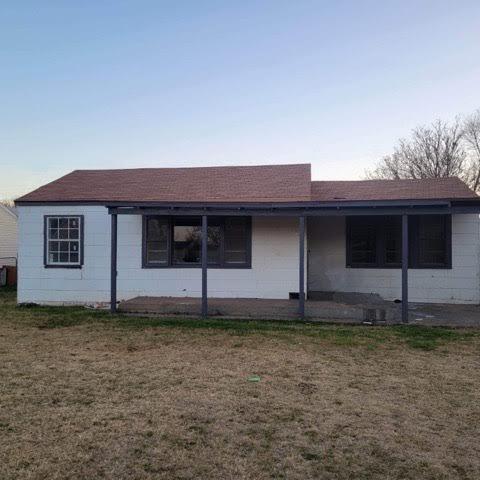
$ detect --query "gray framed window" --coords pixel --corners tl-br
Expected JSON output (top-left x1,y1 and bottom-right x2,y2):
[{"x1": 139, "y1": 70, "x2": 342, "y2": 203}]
[
  {"x1": 44, "y1": 215, "x2": 84, "y2": 268},
  {"x1": 346, "y1": 215, "x2": 451, "y2": 269},
  {"x1": 409, "y1": 215, "x2": 452, "y2": 269},
  {"x1": 143, "y1": 216, "x2": 251, "y2": 268}
]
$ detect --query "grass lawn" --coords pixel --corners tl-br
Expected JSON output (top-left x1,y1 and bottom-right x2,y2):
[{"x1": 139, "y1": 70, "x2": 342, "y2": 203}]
[{"x1": 1, "y1": 288, "x2": 480, "y2": 479}]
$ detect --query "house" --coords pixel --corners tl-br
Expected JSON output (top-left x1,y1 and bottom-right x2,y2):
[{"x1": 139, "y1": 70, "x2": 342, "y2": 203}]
[
  {"x1": 14, "y1": 164, "x2": 480, "y2": 322},
  {"x1": 0, "y1": 203, "x2": 17, "y2": 267}
]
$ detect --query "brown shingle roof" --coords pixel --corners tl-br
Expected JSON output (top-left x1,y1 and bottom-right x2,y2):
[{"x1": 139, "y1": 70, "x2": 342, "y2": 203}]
[
  {"x1": 16, "y1": 164, "x2": 478, "y2": 204},
  {"x1": 17, "y1": 164, "x2": 312, "y2": 203},
  {"x1": 311, "y1": 178, "x2": 477, "y2": 202}
]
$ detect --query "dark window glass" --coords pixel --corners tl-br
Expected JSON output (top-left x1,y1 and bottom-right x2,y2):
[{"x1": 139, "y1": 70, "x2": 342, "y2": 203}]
[
  {"x1": 384, "y1": 218, "x2": 402, "y2": 265},
  {"x1": 347, "y1": 215, "x2": 450, "y2": 269},
  {"x1": 145, "y1": 217, "x2": 169, "y2": 265},
  {"x1": 349, "y1": 219, "x2": 377, "y2": 265},
  {"x1": 417, "y1": 216, "x2": 448, "y2": 266},
  {"x1": 224, "y1": 218, "x2": 249, "y2": 264},
  {"x1": 173, "y1": 221, "x2": 201, "y2": 264},
  {"x1": 207, "y1": 225, "x2": 221, "y2": 264},
  {"x1": 143, "y1": 216, "x2": 251, "y2": 268}
]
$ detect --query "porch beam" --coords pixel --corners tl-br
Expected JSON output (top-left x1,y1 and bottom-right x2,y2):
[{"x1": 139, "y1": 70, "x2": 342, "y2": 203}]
[
  {"x1": 299, "y1": 216, "x2": 305, "y2": 319},
  {"x1": 110, "y1": 212, "x2": 118, "y2": 313},
  {"x1": 108, "y1": 206, "x2": 456, "y2": 217},
  {"x1": 201, "y1": 215, "x2": 208, "y2": 318},
  {"x1": 401, "y1": 214, "x2": 408, "y2": 323}
]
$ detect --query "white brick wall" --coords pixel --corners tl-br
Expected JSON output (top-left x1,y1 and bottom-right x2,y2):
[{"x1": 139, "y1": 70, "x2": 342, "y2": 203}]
[
  {"x1": 17, "y1": 206, "x2": 304, "y2": 304},
  {"x1": 308, "y1": 215, "x2": 480, "y2": 304}
]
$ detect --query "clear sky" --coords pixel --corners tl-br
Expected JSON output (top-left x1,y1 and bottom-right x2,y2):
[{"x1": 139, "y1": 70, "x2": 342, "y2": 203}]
[{"x1": 1, "y1": 0, "x2": 479, "y2": 199}]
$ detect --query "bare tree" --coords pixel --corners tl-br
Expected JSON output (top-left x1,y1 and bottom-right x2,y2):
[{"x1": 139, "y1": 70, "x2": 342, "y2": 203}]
[
  {"x1": 366, "y1": 119, "x2": 469, "y2": 185},
  {"x1": 463, "y1": 109, "x2": 480, "y2": 193}
]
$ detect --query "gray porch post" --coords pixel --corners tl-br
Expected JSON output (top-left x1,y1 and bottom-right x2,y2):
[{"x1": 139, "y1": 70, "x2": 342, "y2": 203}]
[
  {"x1": 401, "y1": 214, "x2": 409, "y2": 323},
  {"x1": 299, "y1": 216, "x2": 305, "y2": 318},
  {"x1": 110, "y1": 212, "x2": 118, "y2": 313},
  {"x1": 201, "y1": 215, "x2": 208, "y2": 317}
]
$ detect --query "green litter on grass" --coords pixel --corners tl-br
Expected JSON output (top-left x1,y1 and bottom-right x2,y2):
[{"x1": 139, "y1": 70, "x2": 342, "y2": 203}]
[{"x1": 247, "y1": 375, "x2": 261, "y2": 382}]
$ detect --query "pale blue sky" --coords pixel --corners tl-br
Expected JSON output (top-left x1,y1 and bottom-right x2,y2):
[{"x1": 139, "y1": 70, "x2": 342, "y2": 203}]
[{"x1": 1, "y1": 1, "x2": 479, "y2": 199}]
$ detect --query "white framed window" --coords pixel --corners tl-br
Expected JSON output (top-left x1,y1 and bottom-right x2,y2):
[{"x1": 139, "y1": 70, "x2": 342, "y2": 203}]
[{"x1": 44, "y1": 215, "x2": 83, "y2": 268}]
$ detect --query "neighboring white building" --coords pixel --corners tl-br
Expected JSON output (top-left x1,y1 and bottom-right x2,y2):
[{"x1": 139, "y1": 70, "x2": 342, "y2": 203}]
[
  {"x1": 14, "y1": 164, "x2": 480, "y2": 316},
  {"x1": 0, "y1": 204, "x2": 17, "y2": 267}
]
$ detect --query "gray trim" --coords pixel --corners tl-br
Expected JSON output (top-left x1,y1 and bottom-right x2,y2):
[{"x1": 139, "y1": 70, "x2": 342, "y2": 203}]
[
  {"x1": 109, "y1": 205, "x2": 480, "y2": 217},
  {"x1": 402, "y1": 214, "x2": 408, "y2": 323},
  {"x1": 43, "y1": 215, "x2": 84, "y2": 268},
  {"x1": 202, "y1": 215, "x2": 208, "y2": 317},
  {"x1": 16, "y1": 198, "x2": 480, "y2": 215},
  {"x1": 110, "y1": 213, "x2": 117, "y2": 313},
  {"x1": 298, "y1": 216, "x2": 305, "y2": 318}
]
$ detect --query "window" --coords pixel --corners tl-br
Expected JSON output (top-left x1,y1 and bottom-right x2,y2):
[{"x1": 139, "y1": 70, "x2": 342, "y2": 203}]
[
  {"x1": 349, "y1": 222, "x2": 377, "y2": 265},
  {"x1": 410, "y1": 215, "x2": 451, "y2": 268},
  {"x1": 44, "y1": 216, "x2": 83, "y2": 268},
  {"x1": 143, "y1": 216, "x2": 251, "y2": 268},
  {"x1": 224, "y1": 218, "x2": 249, "y2": 265},
  {"x1": 145, "y1": 217, "x2": 169, "y2": 265},
  {"x1": 346, "y1": 215, "x2": 451, "y2": 269}
]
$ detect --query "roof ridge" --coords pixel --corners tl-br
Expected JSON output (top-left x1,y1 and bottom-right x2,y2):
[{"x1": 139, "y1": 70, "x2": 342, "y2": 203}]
[
  {"x1": 72, "y1": 163, "x2": 311, "y2": 173},
  {"x1": 312, "y1": 177, "x2": 465, "y2": 183}
]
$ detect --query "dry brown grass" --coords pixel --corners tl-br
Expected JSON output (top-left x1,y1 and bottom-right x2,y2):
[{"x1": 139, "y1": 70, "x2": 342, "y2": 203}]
[{"x1": 1, "y1": 289, "x2": 480, "y2": 479}]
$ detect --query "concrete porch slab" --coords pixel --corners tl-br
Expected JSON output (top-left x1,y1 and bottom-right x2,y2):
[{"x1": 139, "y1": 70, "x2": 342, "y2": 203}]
[
  {"x1": 408, "y1": 303, "x2": 480, "y2": 327},
  {"x1": 118, "y1": 296, "x2": 401, "y2": 324}
]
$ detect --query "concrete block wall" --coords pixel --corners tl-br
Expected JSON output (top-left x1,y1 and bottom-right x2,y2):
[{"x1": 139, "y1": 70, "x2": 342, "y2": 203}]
[
  {"x1": 307, "y1": 215, "x2": 480, "y2": 304},
  {"x1": 17, "y1": 206, "x2": 304, "y2": 304}
]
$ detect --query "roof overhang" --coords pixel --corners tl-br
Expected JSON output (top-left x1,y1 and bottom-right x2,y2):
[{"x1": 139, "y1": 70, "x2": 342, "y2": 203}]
[
  {"x1": 105, "y1": 198, "x2": 480, "y2": 217},
  {"x1": 15, "y1": 198, "x2": 480, "y2": 215}
]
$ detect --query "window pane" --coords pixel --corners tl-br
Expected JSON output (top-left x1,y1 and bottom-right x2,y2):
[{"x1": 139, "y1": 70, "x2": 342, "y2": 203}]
[
  {"x1": 145, "y1": 217, "x2": 169, "y2": 264},
  {"x1": 173, "y1": 223, "x2": 201, "y2": 264},
  {"x1": 224, "y1": 218, "x2": 248, "y2": 265},
  {"x1": 70, "y1": 228, "x2": 79, "y2": 239},
  {"x1": 70, "y1": 241, "x2": 79, "y2": 253},
  {"x1": 49, "y1": 252, "x2": 59, "y2": 263},
  {"x1": 146, "y1": 241, "x2": 168, "y2": 264},
  {"x1": 49, "y1": 228, "x2": 59, "y2": 239},
  {"x1": 70, "y1": 253, "x2": 79, "y2": 263},
  {"x1": 69, "y1": 218, "x2": 78, "y2": 228},
  {"x1": 59, "y1": 252, "x2": 69, "y2": 263},
  {"x1": 207, "y1": 225, "x2": 221, "y2": 264},
  {"x1": 49, "y1": 241, "x2": 59, "y2": 252},
  {"x1": 49, "y1": 218, "x2": 59, "y2": 228},
  {"x1": 59, "y1": 229, "x2": 69, "y2": 239},
  {"x1": 350, "y1": 221, "x2": 377, "y2": 264},
  {"x1": 147, "y1": 217, "x2": 168, "y2": 241},
  {"x1": 59, "y1": 218, "x2": 68, "y2": 228},
  {"x1": 418, "y1": 216, "x2": 447, "y2": 265},
  {"x1": 384, "y1": 218, "x2": 401, "y2": 264}
]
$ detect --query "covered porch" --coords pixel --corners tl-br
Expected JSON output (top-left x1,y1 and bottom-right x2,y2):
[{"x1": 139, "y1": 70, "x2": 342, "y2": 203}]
[{"x1": 108, "y1": 198, "x2": 480, "y2": 324}]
